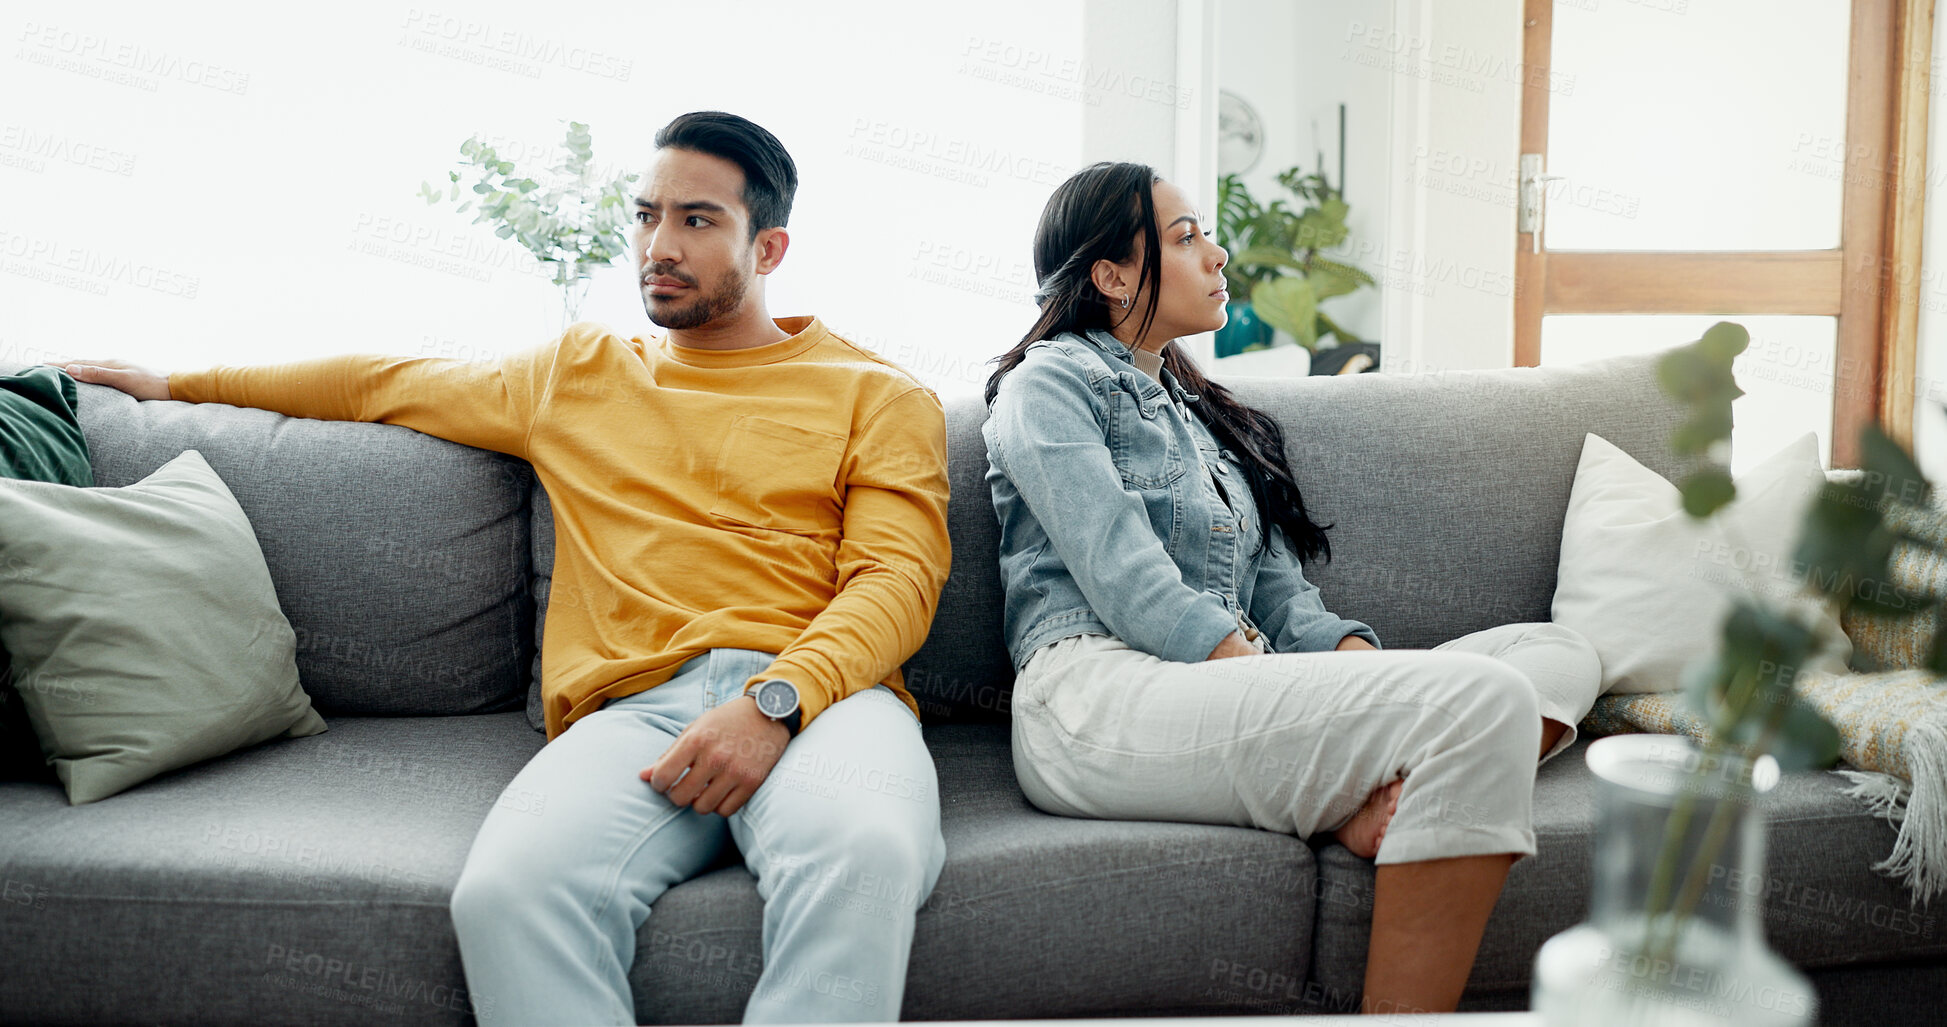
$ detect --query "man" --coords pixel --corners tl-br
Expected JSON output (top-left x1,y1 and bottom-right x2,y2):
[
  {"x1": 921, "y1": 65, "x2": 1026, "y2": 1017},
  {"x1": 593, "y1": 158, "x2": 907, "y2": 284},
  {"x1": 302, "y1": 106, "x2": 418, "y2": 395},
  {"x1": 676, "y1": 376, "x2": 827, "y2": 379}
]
[{"x1": 55, "y1": 110, "x2": 952, "y2": 1026}]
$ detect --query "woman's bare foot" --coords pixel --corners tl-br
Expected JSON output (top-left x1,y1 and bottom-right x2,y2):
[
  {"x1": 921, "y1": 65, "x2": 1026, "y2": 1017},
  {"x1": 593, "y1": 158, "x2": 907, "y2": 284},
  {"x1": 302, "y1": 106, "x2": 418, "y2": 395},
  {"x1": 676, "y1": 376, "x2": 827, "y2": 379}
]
[
  {"x1": 1334, "y1": 779, "x2": 1404, "y2": 859},
  {"x1": 1540, "y1": 717, "x2": 1570, "y2": 759}
]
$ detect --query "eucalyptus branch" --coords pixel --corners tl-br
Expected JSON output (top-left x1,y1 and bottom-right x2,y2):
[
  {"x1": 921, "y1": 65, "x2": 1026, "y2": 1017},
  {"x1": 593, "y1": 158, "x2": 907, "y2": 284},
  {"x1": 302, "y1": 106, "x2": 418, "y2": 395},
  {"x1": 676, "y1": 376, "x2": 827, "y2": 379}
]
[
  {"x1": 1629, "y1": 320, "x2": 1947, "y2": 987},
  {"x1": 419, "y1": 120, "x2": 638, "y2": 287},
  {"x1": 1653, "y1": 686, "x2": 1796, "y2": 961}
]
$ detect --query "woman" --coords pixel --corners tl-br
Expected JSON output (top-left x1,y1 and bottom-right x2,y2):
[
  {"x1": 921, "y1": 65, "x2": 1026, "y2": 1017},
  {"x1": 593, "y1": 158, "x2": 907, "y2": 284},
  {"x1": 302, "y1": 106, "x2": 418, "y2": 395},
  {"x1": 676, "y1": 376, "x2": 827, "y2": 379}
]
[{"x1": 981, "y1": 162, "x2": 1602, "y2": 1016}]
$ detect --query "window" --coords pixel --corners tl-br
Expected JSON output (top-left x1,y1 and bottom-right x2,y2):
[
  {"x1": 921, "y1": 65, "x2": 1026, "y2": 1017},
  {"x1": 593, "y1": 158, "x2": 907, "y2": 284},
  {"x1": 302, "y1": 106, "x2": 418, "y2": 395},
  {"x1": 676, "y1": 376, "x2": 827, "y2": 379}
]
[{"x1": 1515, "y1": 0, "x2": 1932, "y2": 469}]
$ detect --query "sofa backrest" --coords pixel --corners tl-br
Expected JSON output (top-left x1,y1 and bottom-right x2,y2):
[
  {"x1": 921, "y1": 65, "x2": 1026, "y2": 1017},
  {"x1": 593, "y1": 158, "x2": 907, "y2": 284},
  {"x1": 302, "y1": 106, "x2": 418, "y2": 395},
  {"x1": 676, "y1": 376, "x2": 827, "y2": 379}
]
[
  {"x1": 898, "y1": 400, "x2": 1014, "y2": 720},
  {"x1": 1224, "y1": 351, "x2": 1690, "y2": 651},
  {"x1": 0, "y1": 363, "x2": 537, "y2": 718},
  {"x1": 903, "y1": 349, "x2": 1694, "y2": 722},
  {"x1": 5, "y1": 348, "x2": 1690, "y2": 729}
]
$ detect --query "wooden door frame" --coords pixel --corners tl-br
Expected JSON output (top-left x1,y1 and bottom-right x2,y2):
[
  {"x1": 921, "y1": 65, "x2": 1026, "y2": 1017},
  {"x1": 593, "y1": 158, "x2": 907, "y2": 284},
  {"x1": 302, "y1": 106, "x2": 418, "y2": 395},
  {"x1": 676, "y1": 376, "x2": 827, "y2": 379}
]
[
  {"x1": 1513, "y1": 0, "x2": 1933, "y2": 467},
  {"x1": 1883, "y1": 0, "x2": 1936, "y2": 450}
]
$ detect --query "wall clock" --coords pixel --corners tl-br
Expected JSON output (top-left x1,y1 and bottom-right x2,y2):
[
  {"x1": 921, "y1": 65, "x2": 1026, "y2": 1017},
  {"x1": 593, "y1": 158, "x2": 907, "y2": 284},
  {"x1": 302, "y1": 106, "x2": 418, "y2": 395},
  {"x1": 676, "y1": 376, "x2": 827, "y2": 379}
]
[{"x1": 1218, "y1": 89, "x2": 1264, "y2": 176}]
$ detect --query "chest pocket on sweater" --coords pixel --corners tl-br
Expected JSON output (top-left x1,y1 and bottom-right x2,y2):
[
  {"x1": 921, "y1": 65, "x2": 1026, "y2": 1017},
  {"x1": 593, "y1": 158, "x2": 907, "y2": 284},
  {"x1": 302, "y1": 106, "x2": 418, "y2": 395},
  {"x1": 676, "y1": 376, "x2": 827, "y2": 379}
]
[{"x1": 710, "y1": 415, "x2": 847, "y2": 533}]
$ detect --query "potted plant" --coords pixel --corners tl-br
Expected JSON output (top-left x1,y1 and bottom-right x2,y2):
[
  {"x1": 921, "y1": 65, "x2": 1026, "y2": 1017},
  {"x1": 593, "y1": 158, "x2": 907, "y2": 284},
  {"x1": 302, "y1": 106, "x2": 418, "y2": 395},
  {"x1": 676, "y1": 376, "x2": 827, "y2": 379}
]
[
  {"x1": 419, "y1": 121, "x2": 638, "y2": 331},
  {"x1": 1213, "y1": 165, "x2": 1376, "y2": 371},
  {"x1": 1532, "y1": 322, "x2": 1946, "y2": 1024}
]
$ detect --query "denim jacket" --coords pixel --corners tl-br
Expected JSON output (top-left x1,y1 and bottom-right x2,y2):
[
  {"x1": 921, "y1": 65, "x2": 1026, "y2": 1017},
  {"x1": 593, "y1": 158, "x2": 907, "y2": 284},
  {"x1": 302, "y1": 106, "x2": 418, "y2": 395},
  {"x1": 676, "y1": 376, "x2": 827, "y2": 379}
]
[{"x1": 982, "y1": 328, "x2": 1380, "y2": 672}]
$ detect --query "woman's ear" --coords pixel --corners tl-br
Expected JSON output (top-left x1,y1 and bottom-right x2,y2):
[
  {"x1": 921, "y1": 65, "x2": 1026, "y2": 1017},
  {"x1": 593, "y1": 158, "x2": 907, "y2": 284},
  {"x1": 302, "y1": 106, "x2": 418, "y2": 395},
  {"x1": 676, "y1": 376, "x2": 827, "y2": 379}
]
[{"x1": 1089, "y1": 257, "x2": 1133, "y2": 308}]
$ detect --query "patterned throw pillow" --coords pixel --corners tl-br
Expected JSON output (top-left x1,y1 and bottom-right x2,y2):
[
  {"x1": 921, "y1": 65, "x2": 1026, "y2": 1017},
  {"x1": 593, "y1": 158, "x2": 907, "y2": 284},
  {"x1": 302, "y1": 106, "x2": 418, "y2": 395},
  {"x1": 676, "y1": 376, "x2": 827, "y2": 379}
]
[{"x1": 1841, "y1": 505, "x2": 1947, "y2": 672}]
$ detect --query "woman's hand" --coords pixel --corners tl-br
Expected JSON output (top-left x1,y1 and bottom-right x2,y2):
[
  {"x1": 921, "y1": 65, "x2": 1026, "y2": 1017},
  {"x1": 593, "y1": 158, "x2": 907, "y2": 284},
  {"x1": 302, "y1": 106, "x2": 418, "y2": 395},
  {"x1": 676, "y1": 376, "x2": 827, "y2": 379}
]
[
  {"x1": 1205, "y1": 631, "x2": 1264, "y2": 660},
  {"x1": 49, "y1": 359, "x2": 172, "y2": 401},
  {"x1": 1335, "y1": 634, "x2": 1378, "y2": 652}
]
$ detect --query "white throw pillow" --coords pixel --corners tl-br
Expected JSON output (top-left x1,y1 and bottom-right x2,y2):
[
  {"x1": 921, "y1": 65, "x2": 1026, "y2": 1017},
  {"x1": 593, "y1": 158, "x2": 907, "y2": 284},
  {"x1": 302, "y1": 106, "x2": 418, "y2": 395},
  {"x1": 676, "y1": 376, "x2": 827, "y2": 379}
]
[{"x1": 1551, "y1": 432, "x2": 1851, "y2": 695}]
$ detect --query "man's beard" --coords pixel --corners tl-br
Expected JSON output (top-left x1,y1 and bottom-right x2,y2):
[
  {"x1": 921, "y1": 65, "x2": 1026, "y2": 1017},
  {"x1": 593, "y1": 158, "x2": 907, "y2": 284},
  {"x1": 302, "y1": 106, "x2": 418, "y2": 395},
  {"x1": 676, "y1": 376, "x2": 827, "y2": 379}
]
[{"x1": 641, "y1": 263, "x2": 750, "y2": 330}]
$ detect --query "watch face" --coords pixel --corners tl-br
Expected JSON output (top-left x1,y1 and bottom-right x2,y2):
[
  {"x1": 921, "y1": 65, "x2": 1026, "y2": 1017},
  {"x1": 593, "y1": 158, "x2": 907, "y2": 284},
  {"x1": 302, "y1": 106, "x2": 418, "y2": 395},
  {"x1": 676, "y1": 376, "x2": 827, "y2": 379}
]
[{"x1": 756, "y1": 679, "x2": 797, "y2": 717}]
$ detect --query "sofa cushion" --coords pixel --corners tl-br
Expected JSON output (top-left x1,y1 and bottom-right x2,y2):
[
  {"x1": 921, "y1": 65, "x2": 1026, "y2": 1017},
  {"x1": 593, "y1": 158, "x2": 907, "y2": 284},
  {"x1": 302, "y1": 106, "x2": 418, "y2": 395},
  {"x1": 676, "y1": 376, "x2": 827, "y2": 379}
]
[
  {"x1": 0, "y1": 449, "x2": 327, "y2": 804},
  {"x1": 0, "y1": 716, "x2": 1320, "y2": 1024},
  {"x1": 631, "y1": 722, "x2": 1322, "y2": 1022},
  {"x1": 0, "y1": 711, "x2": 544, "y2": 1027},
  {"x1": 1304, "y1": 736, "x2": 1947, "y2": 1012},
  {"x1": 0, "y1": 363, "x2": 537, "y2": 718}
]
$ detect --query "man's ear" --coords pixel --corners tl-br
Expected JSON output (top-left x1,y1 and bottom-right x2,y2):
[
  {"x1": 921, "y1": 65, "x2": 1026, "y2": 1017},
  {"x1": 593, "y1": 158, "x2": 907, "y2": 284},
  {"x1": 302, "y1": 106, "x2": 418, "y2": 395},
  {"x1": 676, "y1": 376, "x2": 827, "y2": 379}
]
[
  {"x1": 753, "y1": 227, "x2": 790, "y2": 275},
  {"x1": 1090, "y1": 258, "x2": 1133, "y2": 306}
]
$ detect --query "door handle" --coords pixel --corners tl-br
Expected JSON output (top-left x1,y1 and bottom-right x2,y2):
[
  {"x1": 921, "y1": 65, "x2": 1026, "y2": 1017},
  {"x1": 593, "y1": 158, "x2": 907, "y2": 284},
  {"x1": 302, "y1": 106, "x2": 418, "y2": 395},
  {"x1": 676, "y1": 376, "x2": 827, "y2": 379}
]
[{"x1": 1520, "y1": 153, "x2": 1568, "y2": 254}]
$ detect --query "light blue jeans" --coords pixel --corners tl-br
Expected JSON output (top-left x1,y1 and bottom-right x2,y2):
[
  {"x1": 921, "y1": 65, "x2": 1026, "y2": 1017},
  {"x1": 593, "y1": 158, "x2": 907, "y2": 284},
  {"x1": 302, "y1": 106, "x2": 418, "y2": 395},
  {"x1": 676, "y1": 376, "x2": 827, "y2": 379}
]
[{"x1": 449, "y1": 649, "x2": 945, "y2": 1026}]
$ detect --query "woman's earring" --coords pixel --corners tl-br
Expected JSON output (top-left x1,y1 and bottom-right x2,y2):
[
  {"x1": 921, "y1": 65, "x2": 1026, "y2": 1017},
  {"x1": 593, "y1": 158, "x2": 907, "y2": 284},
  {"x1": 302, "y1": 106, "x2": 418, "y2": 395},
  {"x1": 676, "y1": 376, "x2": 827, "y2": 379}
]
[{"x1": 1120, "y1": 295, "x2": 1131, "y2": 309}]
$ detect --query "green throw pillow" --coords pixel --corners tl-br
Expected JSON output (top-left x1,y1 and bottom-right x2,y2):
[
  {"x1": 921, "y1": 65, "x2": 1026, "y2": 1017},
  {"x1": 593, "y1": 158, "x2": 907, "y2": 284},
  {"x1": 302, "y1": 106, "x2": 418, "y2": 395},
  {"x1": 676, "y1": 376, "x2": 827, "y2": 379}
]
[
  {"x1": 0, "y1": 448, "x2": 327, "y2": 804},
  {"x1": 1, "y1": 365, "x2": 94, "y2": 487},
  {"x1": 0, "y1": 365, "x2": 95, "y2": 782}
]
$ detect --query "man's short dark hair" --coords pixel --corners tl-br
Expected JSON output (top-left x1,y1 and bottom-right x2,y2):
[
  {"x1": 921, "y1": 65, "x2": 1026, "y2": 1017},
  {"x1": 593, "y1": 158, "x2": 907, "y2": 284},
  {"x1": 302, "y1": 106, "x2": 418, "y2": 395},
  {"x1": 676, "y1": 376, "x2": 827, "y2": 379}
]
[{"x1": 653, "y1": 111, "x2": 798, "y2": 239}]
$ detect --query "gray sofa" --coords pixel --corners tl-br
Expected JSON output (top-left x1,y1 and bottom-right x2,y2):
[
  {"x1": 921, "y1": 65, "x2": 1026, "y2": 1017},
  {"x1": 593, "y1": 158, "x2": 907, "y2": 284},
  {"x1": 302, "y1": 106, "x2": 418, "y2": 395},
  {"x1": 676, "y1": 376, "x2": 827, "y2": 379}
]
[{"x1": 1, "y1": 350, "x2": 1941, "y2": 1026}]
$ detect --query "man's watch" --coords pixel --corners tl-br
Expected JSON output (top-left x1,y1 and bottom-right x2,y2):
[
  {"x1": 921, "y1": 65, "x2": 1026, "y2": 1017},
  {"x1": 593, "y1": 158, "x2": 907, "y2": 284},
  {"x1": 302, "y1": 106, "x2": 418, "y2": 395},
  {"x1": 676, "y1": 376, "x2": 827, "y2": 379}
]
[{"x1": 749, "y1": 678, "x2": 802, "y2": 737}]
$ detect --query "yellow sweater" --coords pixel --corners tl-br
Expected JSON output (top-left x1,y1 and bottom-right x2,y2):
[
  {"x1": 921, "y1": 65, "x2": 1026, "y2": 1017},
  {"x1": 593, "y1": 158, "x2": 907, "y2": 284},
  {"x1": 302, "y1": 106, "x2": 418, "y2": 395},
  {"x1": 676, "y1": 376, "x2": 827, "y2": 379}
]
[{"x1": 168, "y1": 316, "x2": 951, "y2": 741}]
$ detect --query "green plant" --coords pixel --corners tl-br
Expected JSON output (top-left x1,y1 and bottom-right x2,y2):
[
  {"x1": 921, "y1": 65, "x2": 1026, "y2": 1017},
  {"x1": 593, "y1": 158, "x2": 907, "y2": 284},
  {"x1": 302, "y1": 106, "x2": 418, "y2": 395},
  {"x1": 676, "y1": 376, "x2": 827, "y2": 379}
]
[
  {"x1": 1643, "y1": 321, "x2": 1945, "y2": 959},
  {"x1": 1214, "y1": 166, "x2": 1374, "y2": 351},
  {"x1": 419, "y1": 121, "x2": 638, "y2": 289}
]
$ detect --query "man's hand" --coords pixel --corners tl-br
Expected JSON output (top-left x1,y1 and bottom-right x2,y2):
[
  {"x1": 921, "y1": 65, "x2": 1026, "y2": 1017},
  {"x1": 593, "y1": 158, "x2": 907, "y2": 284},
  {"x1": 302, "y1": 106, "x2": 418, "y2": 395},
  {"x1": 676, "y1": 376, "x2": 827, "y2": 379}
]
[
  {"x1": 642, "y1": 696, "x2": 790, "y2": 816},
  {"x1": 1205, "y1": 631, "x2": 1264, "y2": 661},
  {"x1": 47, "y1": 359, "x2": 171, "y2": 401},
  {"x1": 1336, "y1": 634, "x2": 1379, "y2": 652}
]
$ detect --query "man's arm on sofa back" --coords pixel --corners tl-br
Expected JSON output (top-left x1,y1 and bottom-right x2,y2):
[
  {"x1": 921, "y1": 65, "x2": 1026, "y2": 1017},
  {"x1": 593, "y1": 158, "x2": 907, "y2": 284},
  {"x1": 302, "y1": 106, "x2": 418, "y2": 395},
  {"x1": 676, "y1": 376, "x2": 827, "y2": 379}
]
[{"x1": 60, "y1": 333, "x2": 560, "y2": 460}]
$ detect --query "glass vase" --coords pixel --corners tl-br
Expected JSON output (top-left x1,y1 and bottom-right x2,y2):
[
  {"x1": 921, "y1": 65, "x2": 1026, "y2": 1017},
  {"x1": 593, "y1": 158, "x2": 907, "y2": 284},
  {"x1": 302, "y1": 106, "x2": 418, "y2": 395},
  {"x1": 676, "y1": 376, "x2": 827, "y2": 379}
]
[
  {"x1": 544, "y1": 261, "x2": 599, "y2": 334},
  {"x1": 1531, "y1": 735, "x2": 1817, "y2": 1026}
]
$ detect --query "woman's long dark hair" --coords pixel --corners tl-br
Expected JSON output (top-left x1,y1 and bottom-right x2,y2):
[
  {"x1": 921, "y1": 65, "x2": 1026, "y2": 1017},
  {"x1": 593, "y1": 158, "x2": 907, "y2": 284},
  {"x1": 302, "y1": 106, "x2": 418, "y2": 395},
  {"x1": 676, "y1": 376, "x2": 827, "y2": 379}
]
[{"x1": 984, "y1": 161, "x2": 1333, "y2": 565}]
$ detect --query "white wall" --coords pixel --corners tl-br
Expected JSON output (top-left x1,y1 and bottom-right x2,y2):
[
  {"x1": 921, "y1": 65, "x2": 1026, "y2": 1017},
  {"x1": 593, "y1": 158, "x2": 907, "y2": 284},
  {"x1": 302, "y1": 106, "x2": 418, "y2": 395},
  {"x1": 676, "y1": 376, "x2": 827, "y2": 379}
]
[
  {"x1": 1080, "y1": 0, "x2": 1190, "y2": 172},
  {"x1": 1215, "y1": 0, "x2": 1307, "y2": 202},
  {"x1": 1373, "y1": 0, "x2": 1525, "y2": 374},
  {"x1": 1071, "y1": 0, "x2": 1219, "y2": 359},
  {"x1": 0, "y1": 0, "x2": 1100, "y2": 402}
]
